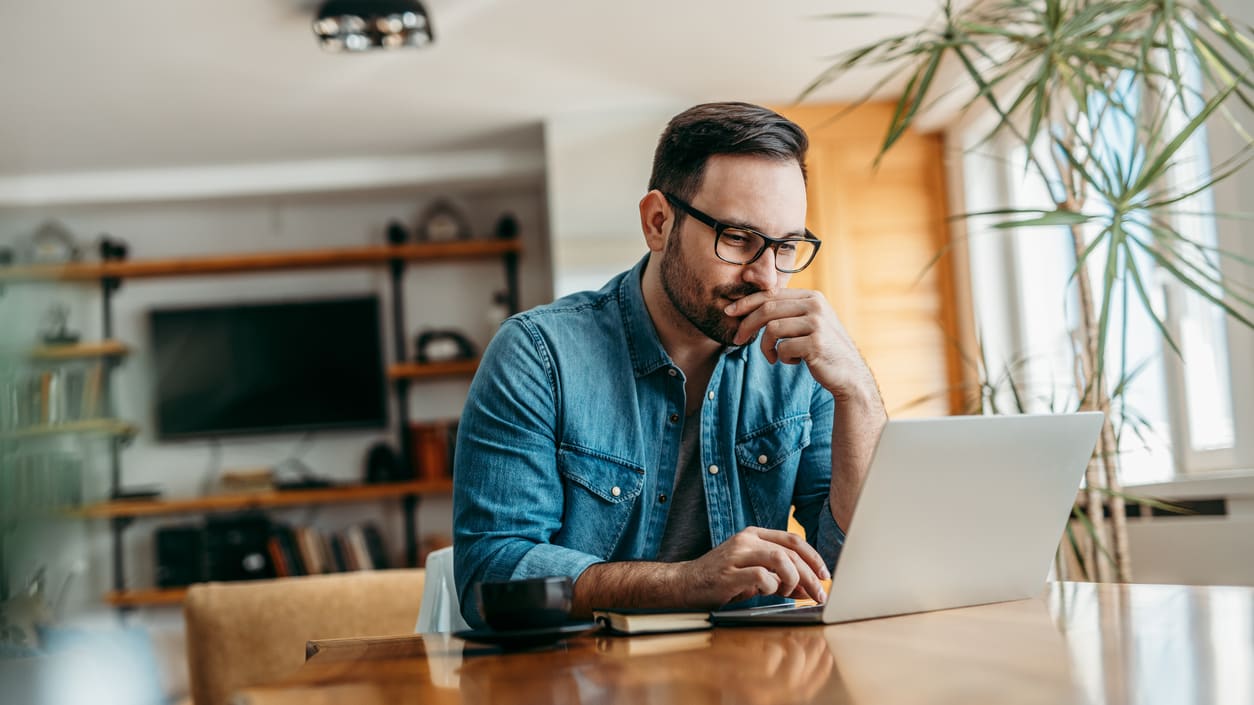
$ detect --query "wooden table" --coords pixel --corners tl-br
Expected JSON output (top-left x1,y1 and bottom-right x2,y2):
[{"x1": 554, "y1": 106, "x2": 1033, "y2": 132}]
[{"x1": 235, "y1": 582, "x2": 1254, "y2": 705}]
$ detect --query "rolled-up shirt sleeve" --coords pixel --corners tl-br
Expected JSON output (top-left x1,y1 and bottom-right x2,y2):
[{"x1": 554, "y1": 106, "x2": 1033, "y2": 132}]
[{"x1": 452, "y1": 318, "x2": 602, "y2": 628}]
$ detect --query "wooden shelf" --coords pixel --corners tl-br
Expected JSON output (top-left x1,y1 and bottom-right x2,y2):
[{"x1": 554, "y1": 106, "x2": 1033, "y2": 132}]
[
  {"x1": 9, "y1": 237, "x2": 517, "y2": 612},
  {"x1": 29, "y1": 340, "x2": 130, "y2": 360},
  {"x1": 79, "y1": 479, "x2": 453, "y2": 519},
  {"x1": 388, "y1": 359, "x2": 480, "y2": 380},
  {"x1": 105, "y1": 587, "x2": 188, "y2": 608},
  {"x1": 0, "y1": 418, "x2": 137, "y2": 441},
  {"x1": 0, "y1": 240, "x2": 522, "y2": 282}
]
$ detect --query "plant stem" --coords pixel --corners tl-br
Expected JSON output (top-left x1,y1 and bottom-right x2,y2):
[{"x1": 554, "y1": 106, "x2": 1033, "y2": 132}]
[
  {"x1": 1102, "y1": 409, "x2": 1131, "y2": 581},
  {"x1": 1068, "y1": 219, "x2": 1131, "y2": 582},
  {"x1": 1056, "y1": 96, "x2": 1131, "y2": 582}
]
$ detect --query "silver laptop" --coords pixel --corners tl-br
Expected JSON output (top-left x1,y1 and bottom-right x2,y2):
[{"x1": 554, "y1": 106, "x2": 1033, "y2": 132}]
[{"x1": 711, "y1": 412, "x2": 1104, "y2": 625}]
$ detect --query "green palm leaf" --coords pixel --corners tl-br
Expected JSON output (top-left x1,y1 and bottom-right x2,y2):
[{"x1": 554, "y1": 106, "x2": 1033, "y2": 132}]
[{"x1": 1124, "y1": 243, "x2": 1183, "y2": 356}]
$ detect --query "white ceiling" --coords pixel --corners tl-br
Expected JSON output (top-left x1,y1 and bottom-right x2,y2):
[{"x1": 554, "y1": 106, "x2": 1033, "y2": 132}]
[{"x1": 0, "y1": 0, "x2": 931, "y2": 178}]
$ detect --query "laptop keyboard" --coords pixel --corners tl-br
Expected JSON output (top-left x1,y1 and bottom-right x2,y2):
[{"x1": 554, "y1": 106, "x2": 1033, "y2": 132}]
[
  {"x1": 741, "y1": 603, "x2": 824, "y2": 616},
  {"x1": 778, "y1": 604, "x2": 824, "y2": 616}
]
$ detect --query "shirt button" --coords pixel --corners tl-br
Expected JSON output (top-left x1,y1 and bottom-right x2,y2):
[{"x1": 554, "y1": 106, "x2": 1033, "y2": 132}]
[
  {"x1": 758, "y1": 454, "x2": 769, "y2": 464},
  {"x1": 708, "y1": 465, "x2": 719, "y2": 475},
  {"x1": 707, "y1": 391, "x2": 715, "y2": 400},
  {"x1": 669, "y1": 413, "x2": 679, "y2": 423},
  {"x1": 611, "y1": 486, "x2": 622, "y2": 497},
  {"x1": 658, "y1": 494, "x2": 668, "y2": 504},
  {"x1": 668, "y1": 368, "x2": 678, "y2": 377}
]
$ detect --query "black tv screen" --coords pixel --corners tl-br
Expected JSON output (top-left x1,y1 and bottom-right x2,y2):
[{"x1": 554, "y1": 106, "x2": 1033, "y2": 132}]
[{"x1": 150, "y1": 296, "x2": 388, "y2": 439}]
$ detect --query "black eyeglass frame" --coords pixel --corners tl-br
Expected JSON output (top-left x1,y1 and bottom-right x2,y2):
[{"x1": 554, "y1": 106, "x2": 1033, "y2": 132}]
[{"x1": 663, "y1": 193, "x2": 822, "y2": 274}]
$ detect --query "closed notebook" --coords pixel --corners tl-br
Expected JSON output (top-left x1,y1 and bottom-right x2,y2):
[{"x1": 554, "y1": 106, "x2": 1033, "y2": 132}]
[{"x1": 592, "y1": 608, "x2": 712, "y2": 635}]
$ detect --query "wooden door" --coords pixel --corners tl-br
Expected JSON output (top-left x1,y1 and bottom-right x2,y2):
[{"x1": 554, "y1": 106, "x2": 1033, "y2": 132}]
[{"x1": 775, "y1": 103, "x2": 972, "y2": 417}]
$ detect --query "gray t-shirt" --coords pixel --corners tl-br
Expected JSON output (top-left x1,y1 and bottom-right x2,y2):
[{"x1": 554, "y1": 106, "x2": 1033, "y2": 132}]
[{"x1": 656, "y1": 411, "x2": 712, "y2": 562}]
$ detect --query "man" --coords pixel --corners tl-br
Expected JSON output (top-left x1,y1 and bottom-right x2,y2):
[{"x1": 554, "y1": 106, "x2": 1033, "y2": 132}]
[{"x1": 453, "y1": 102, "x2": 886, "y2": 627}]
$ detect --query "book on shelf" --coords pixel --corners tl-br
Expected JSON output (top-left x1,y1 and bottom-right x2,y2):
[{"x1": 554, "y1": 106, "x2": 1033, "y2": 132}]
[
  {"x1": 273, "y1": 526, "x2": 307, "y2": 576},
  {"x1": 81, "y1": 363, "x2": 104, "y2": 419},
  {"x1": 39, "y1": 371, "x2": 53, "y2": 422},
  {"x1": 61, "y1": 368, "x2": 85, "y2": 420},
  {"x1": 323, "y1": 532, "x2": 347, "y2": 572},
  {"x1": 344, "y1": 525, "x2": 373, "y2": 570},
  {"x1": 270, "y1": 523, "x2": 391, "y2": 574},
  {"x1": 361, "y1": 523, "x2": 390, "y2": 570},
  {"x1": 296, "y1": 526, "x2": 324, "y2": 575},
  {"x1": 214, "y1": 521, "x2": 395, "y2": 580},
  {"x1": 592, "y1": 608, "x2": 713, "y2": 635},
  {"x1": 330, "y1": 533, "x2": 353, "y2": 571},
  {"x1": 267, "y1": 535, "x2": 291, "y2": 577},
  {"x1": 7, "y1": 361, "x2": 111, "y2": 429}
]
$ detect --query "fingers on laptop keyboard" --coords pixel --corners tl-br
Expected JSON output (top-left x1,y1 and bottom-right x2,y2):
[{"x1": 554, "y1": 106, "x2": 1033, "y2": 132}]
[{"x1": 749, "y1": 528, "x2": 828, "y2": 601}]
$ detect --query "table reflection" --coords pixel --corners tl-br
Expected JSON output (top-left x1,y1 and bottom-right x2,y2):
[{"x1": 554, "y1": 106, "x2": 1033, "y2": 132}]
[
  {"x1": 824, "y1": 597, "x2": 1080, "y2": 705},
  {"x1": 240, "y1": 583, "x2": 1254, "y2": 705},
  {"x1": 451, "y1": 599, "x2": 1080, "y2": 705},
  {"x1": 1051, "y1": 582, "x2": 1254, "y2": 705},
  {"x1": 456, "y1": 628, "x2": 835, "y2": 705}
]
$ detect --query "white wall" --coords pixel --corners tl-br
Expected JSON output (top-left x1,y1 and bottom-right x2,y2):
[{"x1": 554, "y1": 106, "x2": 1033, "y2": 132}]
[
  {"x1": 543, "y1": 105, "x2": 685, "y2": 297},
  {"x1": 1125, "y1": 473, "x2": 1254, "y2": 586}
]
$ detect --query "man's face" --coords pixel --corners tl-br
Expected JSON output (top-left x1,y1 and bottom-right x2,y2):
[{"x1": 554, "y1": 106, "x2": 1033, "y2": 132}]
[{"x1": 660, "y1": 154, "x2": 808, "y2": 345}]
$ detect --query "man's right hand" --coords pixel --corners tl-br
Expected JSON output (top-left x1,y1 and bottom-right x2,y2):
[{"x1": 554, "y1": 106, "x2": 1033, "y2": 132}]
[
  {"x1": 682, "y1": 527, "x2": 829, "y2": 607},
  {"x1": 570, "y1": 527, "x2": 830, "y2": 617}
]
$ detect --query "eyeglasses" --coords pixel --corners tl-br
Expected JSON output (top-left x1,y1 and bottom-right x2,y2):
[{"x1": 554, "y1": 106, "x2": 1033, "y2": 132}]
[{"x1": 663, "y1": 193, "x2": 821, "y2": 274}]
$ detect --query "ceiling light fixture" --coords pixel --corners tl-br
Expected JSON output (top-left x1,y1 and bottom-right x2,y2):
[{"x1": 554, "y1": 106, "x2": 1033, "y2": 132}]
[{"x1": 313, "y1": 0, "x2": 434, "y2": 52}]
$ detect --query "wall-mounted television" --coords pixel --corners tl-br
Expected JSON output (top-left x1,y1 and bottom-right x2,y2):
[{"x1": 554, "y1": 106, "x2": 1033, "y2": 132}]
[{"x1": 150, "y1": 296, "x2": 388, "y2": 440}]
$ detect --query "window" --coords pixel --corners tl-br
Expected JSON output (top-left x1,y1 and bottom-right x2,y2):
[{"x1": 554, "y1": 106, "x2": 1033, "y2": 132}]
[
  {"x1": 1160, "y1": 52, "x2": 1240, "y2": 470},
  {"x1": 950, "y1": 73, "x2": 1252, "y2": 484}
]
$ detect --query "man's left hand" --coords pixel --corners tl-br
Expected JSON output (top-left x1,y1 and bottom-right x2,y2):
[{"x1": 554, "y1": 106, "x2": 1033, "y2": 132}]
[{"x1": 725, "y1": 289, "x2": 879, "y2": 404}]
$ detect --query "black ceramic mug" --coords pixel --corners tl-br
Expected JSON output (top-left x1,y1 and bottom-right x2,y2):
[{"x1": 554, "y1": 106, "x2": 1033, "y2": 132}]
[{"x1": 475, "y1": 576, "x2": 574, "y2": 631}]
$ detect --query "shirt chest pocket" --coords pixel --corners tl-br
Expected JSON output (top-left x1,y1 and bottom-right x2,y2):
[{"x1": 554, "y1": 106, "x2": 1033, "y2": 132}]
[
  {"x1": 736, "y1": 415, "x2": 812, "y2": 527},
  {"x1": 555, "y1": 445, "x2": 646, "y2": 558}
]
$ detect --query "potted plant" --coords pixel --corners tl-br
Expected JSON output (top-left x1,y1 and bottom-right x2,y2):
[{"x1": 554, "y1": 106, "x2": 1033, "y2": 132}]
[{"x1": 804, "y1": 0, "x2": 1253, "y2": 580}]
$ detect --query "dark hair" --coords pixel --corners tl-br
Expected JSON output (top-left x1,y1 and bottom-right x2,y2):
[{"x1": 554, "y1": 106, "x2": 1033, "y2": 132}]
[{"x1": 647, "y1": 102, "x2": 809, "y2": 208}]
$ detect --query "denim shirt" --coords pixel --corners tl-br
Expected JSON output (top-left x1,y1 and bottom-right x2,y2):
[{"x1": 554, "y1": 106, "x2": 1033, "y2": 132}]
[{"x1": 453, "y1": 256, "x2": 845, "y2": 627}]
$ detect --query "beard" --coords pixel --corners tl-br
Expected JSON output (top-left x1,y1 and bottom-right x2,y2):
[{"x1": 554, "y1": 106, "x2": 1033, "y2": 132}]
[{"x1": 659, "y1": 233, "x2": 761, "y2": 346}]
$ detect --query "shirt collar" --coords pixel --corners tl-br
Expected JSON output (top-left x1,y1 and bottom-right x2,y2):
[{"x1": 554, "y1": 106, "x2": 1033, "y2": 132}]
[{"x1": 617, "y1": 255, "x2": 749, "y2": 379}]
